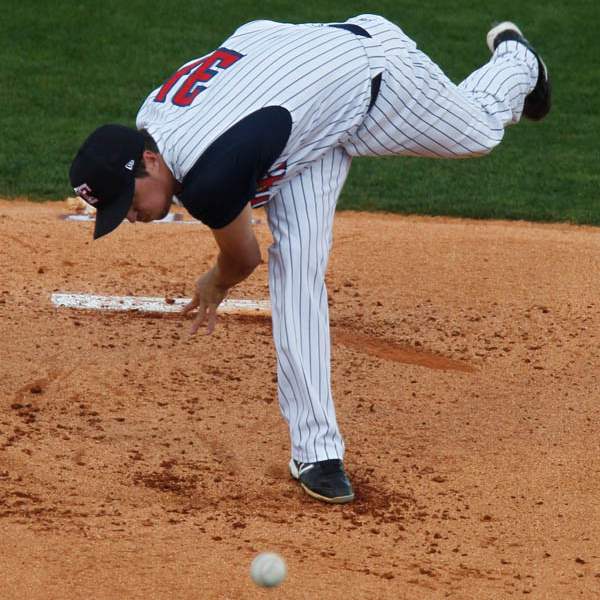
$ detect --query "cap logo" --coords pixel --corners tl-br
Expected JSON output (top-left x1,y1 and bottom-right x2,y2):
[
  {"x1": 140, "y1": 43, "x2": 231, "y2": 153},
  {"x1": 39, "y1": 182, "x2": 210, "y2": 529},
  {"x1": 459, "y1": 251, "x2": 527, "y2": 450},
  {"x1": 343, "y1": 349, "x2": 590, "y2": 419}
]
[
  {"x1": 124, "y1": 159, "x2": 135, "y2": 171},
  {"x1": 73, "y1": 183, "x2": 100, "y2": 206}
]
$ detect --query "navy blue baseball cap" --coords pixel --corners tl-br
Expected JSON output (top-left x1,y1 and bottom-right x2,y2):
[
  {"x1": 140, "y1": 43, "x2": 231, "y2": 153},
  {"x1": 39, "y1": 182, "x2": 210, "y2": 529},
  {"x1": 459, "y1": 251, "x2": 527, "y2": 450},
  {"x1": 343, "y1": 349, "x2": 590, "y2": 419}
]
[{"x1": 69, "y1": 124, "x2": 145, "y2": 239}]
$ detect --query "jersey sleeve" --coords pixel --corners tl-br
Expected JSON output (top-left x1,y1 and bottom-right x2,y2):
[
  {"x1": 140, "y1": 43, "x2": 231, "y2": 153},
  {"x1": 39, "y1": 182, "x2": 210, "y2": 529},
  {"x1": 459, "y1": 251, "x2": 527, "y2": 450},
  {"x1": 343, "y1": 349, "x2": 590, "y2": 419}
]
[{"x1": 179, "y1": 106, "x2": 292, "y2": 229}]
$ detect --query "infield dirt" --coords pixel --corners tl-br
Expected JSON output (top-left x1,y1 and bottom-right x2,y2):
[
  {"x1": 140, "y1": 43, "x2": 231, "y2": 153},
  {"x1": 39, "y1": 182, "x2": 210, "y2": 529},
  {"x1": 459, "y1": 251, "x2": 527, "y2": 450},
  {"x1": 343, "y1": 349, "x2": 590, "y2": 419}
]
[{"x1": 1, "y1": 199, "x2": 599, "y2": 599}]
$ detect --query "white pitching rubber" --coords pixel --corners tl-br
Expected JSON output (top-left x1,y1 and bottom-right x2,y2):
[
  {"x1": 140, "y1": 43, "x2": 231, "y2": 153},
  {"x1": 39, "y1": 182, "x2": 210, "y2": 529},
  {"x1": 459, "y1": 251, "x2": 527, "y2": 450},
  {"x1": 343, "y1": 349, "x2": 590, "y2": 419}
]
[{"x1": 51, "y1": 292, "x2": 271, "y2": 315}]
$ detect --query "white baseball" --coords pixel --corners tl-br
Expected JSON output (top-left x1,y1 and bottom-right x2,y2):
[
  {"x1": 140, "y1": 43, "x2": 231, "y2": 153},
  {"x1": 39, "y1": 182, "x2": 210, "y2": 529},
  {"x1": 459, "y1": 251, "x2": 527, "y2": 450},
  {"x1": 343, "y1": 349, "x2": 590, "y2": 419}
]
[{"x1": 250, "y1": 552, "x2": 287, "y2": 587}]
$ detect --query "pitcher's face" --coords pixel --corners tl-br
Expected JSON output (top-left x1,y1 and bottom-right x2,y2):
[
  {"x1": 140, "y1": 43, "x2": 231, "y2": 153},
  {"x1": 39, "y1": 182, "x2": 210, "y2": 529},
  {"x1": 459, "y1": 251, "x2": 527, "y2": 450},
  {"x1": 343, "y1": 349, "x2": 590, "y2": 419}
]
[{"x1": 126, "y1": 151, "x2": 177, "y2": 223}]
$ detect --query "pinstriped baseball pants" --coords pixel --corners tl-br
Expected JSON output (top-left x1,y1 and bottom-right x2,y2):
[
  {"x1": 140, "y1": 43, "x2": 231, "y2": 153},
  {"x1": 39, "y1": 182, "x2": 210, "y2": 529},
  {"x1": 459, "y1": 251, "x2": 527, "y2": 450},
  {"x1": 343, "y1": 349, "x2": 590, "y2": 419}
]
[
  {"x1": 267, "y1": 15, "x2": 538, "y2": 463},
  {"x1": 344, "y1": 14, "x2": 538, "y2": 157},
  {"x1": 267, "y1": 147, "x2": 352, "y2": 463}
]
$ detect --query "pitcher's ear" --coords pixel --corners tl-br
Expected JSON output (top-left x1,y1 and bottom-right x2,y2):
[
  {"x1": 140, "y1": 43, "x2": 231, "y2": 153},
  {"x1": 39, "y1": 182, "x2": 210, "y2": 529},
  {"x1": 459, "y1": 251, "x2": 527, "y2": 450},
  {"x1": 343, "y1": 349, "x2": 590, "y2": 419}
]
[{"x1": 141, "y1": 150, "x2": 161, "y2": 175}]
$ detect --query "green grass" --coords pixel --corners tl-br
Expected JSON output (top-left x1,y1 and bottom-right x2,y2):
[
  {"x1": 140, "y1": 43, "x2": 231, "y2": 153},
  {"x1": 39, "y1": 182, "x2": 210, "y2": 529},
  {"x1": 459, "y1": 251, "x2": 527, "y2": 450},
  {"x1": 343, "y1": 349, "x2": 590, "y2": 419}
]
[{"x1": 2, "y1": 0, "x2": 599, "y2": 223}]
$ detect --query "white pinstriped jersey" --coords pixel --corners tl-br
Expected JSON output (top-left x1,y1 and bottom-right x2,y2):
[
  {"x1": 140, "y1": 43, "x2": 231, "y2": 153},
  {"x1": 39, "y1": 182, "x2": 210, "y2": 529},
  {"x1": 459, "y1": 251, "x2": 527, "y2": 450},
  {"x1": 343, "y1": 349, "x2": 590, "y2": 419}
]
[{"x1": 136, "y1": 20, "x2": 385, "y2": 188}]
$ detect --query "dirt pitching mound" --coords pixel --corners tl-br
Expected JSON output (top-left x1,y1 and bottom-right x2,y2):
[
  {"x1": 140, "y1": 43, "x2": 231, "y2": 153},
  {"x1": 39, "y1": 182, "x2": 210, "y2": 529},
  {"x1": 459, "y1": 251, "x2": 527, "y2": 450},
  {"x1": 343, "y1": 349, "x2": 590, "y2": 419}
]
[{"x1": 1, "y1": 199, "x2": 599, "y2": 599}]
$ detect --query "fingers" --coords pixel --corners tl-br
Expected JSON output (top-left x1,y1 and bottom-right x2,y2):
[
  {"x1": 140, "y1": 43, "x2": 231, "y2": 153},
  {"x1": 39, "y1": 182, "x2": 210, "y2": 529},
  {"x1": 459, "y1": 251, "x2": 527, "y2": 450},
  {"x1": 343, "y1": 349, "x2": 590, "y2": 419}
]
[
  {"x1": 189, "y1": 300, "x2": 206, "y2": 336},
  {"x1": 206, "y1": 304, "x2": 218, "y2": 335},
  {"x1": 183, "y1": 270, "x2": 225, "y2": 336},
  {"x1": 181, "y1": 294, "x2": 199, "y2": 316},
  {"x1": 189, "y1": 302, "x2": 218, "y2": 336}
]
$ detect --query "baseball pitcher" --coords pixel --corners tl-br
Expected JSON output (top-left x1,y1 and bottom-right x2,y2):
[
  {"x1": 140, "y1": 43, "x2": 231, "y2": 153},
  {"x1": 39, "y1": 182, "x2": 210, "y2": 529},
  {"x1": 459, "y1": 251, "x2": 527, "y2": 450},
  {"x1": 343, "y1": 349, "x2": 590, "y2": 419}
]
[{"x1": 69, "y1": 15, "x2": 550, "y2": 503}]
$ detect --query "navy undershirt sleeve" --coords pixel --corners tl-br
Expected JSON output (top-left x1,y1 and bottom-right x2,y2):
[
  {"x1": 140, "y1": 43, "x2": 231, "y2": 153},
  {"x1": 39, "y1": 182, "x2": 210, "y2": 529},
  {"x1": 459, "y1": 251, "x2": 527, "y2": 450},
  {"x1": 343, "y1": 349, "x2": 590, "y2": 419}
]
[{"x1": 179, "y1": 106, "x2": 292, "y2": 229}]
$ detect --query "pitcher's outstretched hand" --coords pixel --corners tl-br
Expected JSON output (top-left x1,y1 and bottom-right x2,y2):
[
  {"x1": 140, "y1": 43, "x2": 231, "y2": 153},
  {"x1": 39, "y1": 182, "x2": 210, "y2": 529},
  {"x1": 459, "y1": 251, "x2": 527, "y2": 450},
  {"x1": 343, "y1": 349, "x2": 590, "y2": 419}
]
[{"x1": 182, "y1": 269, "x2": 228, "y2": 335}]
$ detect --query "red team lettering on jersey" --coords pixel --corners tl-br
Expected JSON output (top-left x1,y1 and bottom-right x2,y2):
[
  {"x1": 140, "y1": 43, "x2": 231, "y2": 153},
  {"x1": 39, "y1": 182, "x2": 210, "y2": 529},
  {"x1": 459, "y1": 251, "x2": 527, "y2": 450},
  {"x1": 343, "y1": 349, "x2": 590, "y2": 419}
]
[
  {"x1": 154, "y1": 48, "x2": 243, "y2": 106},
  {"x1": 251, "y1": 161, "x2": 288, "y2": 208}
]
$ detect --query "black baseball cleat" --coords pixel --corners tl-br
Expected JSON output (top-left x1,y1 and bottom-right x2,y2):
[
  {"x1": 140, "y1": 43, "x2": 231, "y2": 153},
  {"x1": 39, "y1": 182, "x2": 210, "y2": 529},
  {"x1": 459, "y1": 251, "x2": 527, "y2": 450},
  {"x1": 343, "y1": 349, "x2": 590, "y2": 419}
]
[
  {"x1": 289, "y1": 458, "x2": 355, "y2": 504},
  {"x1": 486, "y1": 21, "x2": 551, "y2": 121}
]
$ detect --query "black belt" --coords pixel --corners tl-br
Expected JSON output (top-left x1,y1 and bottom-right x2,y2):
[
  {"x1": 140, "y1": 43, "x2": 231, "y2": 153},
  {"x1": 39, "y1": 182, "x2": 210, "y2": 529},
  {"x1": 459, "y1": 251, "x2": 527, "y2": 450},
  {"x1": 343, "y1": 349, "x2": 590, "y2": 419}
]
[{"x1": 329, "y1": 23, "x2": 382, "y2": 111}]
